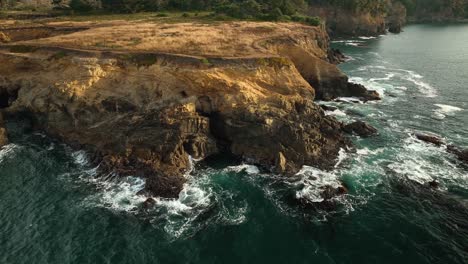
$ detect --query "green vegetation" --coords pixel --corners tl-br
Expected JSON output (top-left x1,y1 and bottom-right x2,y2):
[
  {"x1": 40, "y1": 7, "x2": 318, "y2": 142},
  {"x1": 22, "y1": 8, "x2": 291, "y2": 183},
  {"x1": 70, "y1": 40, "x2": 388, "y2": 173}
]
[
  {"x1": 398, "y1": 0, "x2": 468, "y2": 17},
  {"x1": 200, "y1": 57, "x2": 211, "y2": 66},
  {"x1": 1, "y1": 0, "x2": 466, "y2": 21},
  {"x1": 9, "y1": 45, "x2": 38, "y2": 53},
  {"x1": 0, "y1": 0, "x2": 322, "y2": 25}
]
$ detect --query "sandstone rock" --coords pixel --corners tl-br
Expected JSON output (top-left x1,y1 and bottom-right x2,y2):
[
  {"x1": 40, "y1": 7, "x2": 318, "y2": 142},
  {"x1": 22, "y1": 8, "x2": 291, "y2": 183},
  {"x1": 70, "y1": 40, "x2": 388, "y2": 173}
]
[
  {"x1": 414, "y1": 132, "x2": 444, "y2": 146},
  {"x1": 343, "y1": 121, "x2": 378, "y2": 137},
  {"x1": 275, "y1": 152, "x2": 287, "y2": 173},
  {"x1": 0, "y1": 47, "x2": 350, "y2": 198},
  {"x1": 0, "y1": 127, "x2": 8, "y2": 147},
  {"x1": 0, "y1": 113, "x2": 8, "y2": 147},
  {"x1": 0, "y1": 32, "x2": 11, "y2": 43}
]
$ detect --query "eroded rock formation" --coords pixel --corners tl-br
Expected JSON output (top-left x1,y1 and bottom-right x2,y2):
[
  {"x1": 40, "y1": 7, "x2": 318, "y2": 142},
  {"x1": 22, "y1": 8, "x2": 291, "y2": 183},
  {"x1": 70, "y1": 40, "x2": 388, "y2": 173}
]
[{"x1": 0, "y1": 43, "x2": 351, "y2": 197}]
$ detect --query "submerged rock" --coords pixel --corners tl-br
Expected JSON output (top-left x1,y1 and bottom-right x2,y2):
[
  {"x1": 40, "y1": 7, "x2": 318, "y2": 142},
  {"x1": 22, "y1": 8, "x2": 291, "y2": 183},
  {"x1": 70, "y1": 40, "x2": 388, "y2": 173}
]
[
  {"x1": 347, "y1": 83, "x2": 381, "y2": 102},
  {"x1": 142, "y1": 197, "x2": 156, "y2": 209},
  {"x1": 414, "y1": 133, "x2": 467, "y2": 165},
  {"x1": 428, "y1": 180, "x2": 440, "y2": 189},
  {"x1": 447, "y1": 145, "x2": 468, "y2": 164},
  {"x1": 343, "y1": 121, "x2": 378, "y2": 137},
  {"x1": 414, "y1": 132, "x2": 445, "y2": 146}
]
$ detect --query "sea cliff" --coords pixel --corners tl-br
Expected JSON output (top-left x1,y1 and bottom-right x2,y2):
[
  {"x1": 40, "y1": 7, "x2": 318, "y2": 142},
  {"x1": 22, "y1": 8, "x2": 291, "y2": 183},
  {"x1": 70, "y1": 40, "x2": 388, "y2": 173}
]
[{"x1": 0, "y1": 21, "x2": 377, "y2": 198}]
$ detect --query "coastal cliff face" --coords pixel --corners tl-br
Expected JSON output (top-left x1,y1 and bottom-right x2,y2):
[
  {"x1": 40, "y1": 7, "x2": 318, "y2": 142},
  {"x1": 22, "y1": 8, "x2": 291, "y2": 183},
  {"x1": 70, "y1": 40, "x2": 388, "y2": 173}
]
[
  {"x1": 0, "y1": 21, "x2": 359, "y2": 197},
  {"x1": 308, "y1": 2, "x2": 407, "y2": 36},
  {"x1": 308, "y1": 5, "x2": 386, "y2": 36}
]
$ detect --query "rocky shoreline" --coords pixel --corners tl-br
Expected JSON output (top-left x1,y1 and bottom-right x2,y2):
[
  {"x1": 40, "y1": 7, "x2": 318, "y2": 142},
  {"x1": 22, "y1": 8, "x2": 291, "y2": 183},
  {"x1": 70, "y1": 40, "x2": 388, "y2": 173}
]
[{"x1": 0, "y1": 21, "x2": 381, "y2": 200}]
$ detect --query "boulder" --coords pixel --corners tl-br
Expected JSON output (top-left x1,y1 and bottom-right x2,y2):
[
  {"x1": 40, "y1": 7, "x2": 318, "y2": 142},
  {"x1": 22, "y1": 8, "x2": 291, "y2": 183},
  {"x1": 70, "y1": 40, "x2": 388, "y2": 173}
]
[
  {"x1": 414, "y1": 132, "x2": 444, "y2": 146},
  {"x1": 347, "y1": 83, "x2": 381, "y2": 102},
  {"x1": 447, "y1": 145, "x2": 468, "y2": 164},
  {"x1": 343, "y1": 121, "x2": 378, "y2": 137},
  {"x1": 428, "y1": 180, "x2": 439, "y2": 189},
  {"x1": 319, "y1": 104, "x2": 338, "y2": 112}
]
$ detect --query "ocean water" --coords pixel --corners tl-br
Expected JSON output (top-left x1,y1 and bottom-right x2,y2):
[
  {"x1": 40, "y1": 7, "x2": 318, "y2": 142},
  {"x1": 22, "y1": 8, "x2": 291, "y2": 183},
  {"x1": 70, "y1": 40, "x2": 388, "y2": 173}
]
[{"x1": 1, "y1": 24, "x2": 468, "y2": 264}]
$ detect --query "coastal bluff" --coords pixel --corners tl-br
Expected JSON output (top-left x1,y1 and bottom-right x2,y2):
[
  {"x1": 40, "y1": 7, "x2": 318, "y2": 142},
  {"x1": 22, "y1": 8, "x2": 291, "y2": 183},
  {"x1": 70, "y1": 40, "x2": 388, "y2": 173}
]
[{"x1": 0, "y1": 21, "x2": 371, "y2": 197}]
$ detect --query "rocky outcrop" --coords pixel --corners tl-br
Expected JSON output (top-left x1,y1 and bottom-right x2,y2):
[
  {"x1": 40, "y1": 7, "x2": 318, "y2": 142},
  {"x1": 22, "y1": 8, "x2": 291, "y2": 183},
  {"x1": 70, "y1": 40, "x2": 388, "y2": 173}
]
[
  {"x1": 414, "y1": 132, "x2": 467, "y2": 165},
  {"x1": 447, "y1": 145, "x2": 468, "y2": 164},
  {"x1": 0, "y1": 46, "x2": 350, "y2": 197},
  {"x1": 343, "y1": 121, "x2": 378, "y2": 138},
  {"x1": 308, "y1": 5, "x2": 387, "y2": 36},
  {"x1": 414, "y1": 132, "x2": 445, "y2": 146},
  {"x1": 0, "y1": 112, "x2": 8, "y2": 147},
  {"x1": 328, "y1": 48, "x2": 347, "y2": 64},
  {"x1": 386, "y1": 1, "x2": 407, "y2": 33}
]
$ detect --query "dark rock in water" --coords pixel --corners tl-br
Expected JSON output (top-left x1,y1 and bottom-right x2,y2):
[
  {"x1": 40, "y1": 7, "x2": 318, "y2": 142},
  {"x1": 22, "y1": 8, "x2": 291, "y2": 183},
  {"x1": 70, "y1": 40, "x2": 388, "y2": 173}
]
[
  {"x1": 414, "y1": 132, "x2": 444, "y2": 146},
  {"x1": 328, "y1": 48, "x2": 347, "y2": 64},
  {"x1": 447, "y1": 145, "x2": 468, "y2": 164},
  {"x1": 388, "y1": 23, "x2": 403, "y2": 33},
  {"x1": 142, "y1": 197, "x2": 156, "y2": 209},
  {"x1": 343, "y1": 121, "x2": 378, "y2": 137},
  {"x1": 347, "y1": 83, "x2": 381, "y2": 102},
  {"x1": 295, "y1": 184, "x2": 348, "y2": 212},
  {"x1": 321, "y1": 185, "x2": 348, "y2": 200},
  {"x1": 414, "y1": 133, "x2": 467, "y2": 165},
  {"x1": 428, "y1": 180, "x2": 439, "y2": 189},
  {"x1": 320, "y1": 104, "x2": 338, "y2": 112},
  {"x1": 144, "y1": 170, "x2": 186, "y2": 199}
]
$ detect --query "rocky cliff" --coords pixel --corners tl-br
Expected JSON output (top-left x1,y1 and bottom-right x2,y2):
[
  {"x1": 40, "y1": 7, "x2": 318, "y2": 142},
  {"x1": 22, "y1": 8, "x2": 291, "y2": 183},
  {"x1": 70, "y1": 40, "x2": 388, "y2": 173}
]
[{"x1": 0, "y1": 21, "x2": 368, "y2": 198}]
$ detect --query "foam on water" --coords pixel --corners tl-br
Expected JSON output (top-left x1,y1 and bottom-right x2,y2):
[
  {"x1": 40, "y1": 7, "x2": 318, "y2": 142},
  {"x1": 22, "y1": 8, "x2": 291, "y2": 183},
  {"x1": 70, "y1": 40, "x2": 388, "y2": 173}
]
[
  {"x1": 387, "y1": 136, "x2": 468, "y2": 188},
  {"x1": 432, "y1": 104, "x2": 463, "y2": 120},
  {"x1": 224, "y1": 164, "x2": 260, "y2": 175},
  {"x1": 358, "y1": 36, "x2": 377, "y2": 40},
  {"x1": 71, "y1": 150, "x2": 90, "y2": 166},
  {"x1": 293, "y1": 166, "x2": 342, "y2": 203},
  {"x1": 0, "y1": 144, "x2": 18, "y2": 163},
  {"x1": 68, "y1": 150, "x2": 250, "y2": 239},
  {"x1": 350, "y1": 62, "x2": 438, "y2": 98},
  {"x1": 325, "y1": 109, "x2": 347, "y2": 117}
]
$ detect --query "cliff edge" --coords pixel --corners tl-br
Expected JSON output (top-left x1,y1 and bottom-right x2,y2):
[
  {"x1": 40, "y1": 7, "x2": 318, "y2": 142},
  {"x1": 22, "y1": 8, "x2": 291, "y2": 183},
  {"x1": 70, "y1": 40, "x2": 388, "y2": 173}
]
[{"x1": 0, "y1": 21, "x2": 365, "y2": 197}]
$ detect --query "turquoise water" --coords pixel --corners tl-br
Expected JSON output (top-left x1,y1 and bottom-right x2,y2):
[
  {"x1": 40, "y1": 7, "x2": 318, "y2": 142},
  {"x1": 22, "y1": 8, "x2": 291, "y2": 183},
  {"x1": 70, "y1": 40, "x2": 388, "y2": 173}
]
[{"x1": 1, "y1": 24, "x2": 467, "y2": 264}]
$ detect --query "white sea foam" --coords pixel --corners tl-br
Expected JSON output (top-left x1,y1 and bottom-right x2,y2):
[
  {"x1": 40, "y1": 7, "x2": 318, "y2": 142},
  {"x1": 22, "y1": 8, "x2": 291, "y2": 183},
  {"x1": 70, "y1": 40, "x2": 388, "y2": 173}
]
[
  {"x1": 403, "y1": 74, "x2": 437, "y2": 97},
  {"x1": 73, "y1": 151, "x2": 248, "y2": 238},
  {"x1": 331, "y1": 40, "x2": 365, "y2": 46},
  {"x1": 335, "y1": 97, "x2": 363, "y2": 104},
  {"x1": 0, "y1": 144, "x2": 18, "y2": 163},
  {"x1": 224, "y1": 164, "x2": 260, "y2": 175},
  {"x1": 97, "y1": 176, "x2": 147, "y2": 211},
  {"x1": 358, "y1": 36, "x2": 377, "y2": 40},
  {"x1": 433, "y1": 104, "x2": 463, "y2": 119},
  {"x1": 71, "y1": 150, "x2": 89, "y2": 166},
  {"x1": 356, "y1": 147, "x2": 385, "y2": 156},
  {"x1": 293, "y1": 166, "x2": 342, "y2": 203},
  {"x1": 325, "y1": 109, "x2": 347, "y2": 117},
  {"x1": 387, "y1": 136, "x2": 468, "y2": 188}
]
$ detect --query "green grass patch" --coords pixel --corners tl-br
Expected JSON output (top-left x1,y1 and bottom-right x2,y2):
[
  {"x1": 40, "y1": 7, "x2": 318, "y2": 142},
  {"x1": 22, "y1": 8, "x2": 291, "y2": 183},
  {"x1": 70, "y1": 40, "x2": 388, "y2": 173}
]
[
  {"x1": 48, "y1": 50, "x2": 68, "y2": 60},
  {"x1": 9, "y1": 45, "x2": 38, "y2": 53},
  {"x1": 122, "y1": 54, "x2": 159, "y2": 68}
]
